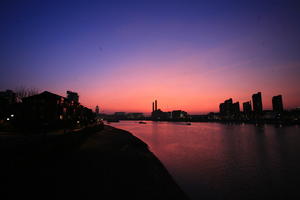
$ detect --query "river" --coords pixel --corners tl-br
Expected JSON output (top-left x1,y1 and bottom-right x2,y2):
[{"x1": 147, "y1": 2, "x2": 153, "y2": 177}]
[{"x1": 110, "y1": 121, "x2": 300, "y2": 200}]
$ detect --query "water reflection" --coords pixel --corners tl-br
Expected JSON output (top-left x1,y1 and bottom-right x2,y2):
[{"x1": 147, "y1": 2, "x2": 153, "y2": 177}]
[{"x1": 111, "y1": 121, "x2": 300, "y2": 200}]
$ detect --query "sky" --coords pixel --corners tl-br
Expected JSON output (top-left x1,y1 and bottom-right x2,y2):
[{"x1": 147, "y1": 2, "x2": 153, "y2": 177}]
[{"x1": 0, "y1": 0, "x2": 300, "y2": 114}]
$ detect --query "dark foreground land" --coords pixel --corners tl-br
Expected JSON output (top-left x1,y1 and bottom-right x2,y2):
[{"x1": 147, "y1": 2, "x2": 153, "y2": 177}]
[{"x1": 0, "y1": 125, "x2": 188, "y2": 200}]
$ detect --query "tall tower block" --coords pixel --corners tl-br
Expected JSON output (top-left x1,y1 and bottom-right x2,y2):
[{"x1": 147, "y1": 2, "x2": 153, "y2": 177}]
[{"x1": 252, "y1": 92, "x2": 263, "y2": 113}]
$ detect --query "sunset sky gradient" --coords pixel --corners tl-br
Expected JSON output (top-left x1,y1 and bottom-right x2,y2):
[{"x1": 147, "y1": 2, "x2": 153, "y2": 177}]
[{"x1": 1, "y1": 0, "x2": 300, "y2": 114}]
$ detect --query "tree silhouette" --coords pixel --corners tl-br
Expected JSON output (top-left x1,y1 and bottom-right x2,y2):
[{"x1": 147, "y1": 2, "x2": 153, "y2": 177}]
[{"x1": 15, "y1": 87, "x2": 39, "y2": 102}]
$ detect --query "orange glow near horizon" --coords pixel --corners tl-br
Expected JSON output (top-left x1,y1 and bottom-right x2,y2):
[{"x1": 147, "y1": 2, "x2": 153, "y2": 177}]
[
  {"x1": 2, "y1": 1, "x2": 300, "y2": 115},
  {"x1": 69, "y1": 56, "x2": 300, "y2": 114}
]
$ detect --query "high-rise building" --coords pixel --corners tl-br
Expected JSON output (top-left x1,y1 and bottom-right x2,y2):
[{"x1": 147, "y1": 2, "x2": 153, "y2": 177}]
[
  {"x1": 219, "y1": 98, "x2": 232, "y2": 114},
  {"x1": 219, "y1": 102, "x2": 226, "y2": 114},
  {"x1": 252, "y1": 92, "x2": 263, "y2": 113},
  {"x1": 219, "y1": 98, "x2": 236, "y2": 115},
  {"x1": 224, "y1": 98, "x2": 233, "y2": 115},
  {"x1": 243, "y1": 101, "x2": 252, "y2": 113},
  {"x1": 232, "y1": 102, "x2": 240, "y2": 114},
  {"x1": 272, "y1": 95, "x2": 284, "y2": 112}
]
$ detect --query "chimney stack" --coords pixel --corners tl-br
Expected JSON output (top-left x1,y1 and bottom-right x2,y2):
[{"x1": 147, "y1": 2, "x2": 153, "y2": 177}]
[
  {"x1": 155, "y1": 100, "x2": 157, "y2": 111},
  {"x1": 152, "y1": 102, "x2": 154, "y2": 112}
]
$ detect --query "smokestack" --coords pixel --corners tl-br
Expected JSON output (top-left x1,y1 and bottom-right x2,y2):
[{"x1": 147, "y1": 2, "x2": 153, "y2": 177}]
[
  {"x1": 152, "y1": 102, "x2": 154, "y2": 112},
  {"x1": 155, "y1": 100, "x2": 157, "y2": 111}
]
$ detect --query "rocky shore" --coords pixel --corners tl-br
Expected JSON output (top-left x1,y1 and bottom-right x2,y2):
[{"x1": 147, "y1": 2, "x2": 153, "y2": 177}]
[{"x1": 0, "y1": 125, "x2": 189, "y2": 200}]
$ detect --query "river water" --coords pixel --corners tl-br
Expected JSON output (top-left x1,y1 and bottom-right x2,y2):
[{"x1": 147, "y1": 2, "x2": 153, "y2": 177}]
[{"x1": 110, "y1": 121, "x2": 300, "y2": 200}]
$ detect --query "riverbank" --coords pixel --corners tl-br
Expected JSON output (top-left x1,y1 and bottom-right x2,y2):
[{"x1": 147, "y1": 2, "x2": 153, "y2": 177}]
[{"x1": 0, "y1": 125, "x2": 189, "y2": 200}]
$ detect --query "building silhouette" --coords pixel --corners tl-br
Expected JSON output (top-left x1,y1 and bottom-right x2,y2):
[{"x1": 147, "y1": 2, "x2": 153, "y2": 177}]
[
  {"x1": 67, "y1": 91, "x2": 79, "y2": 103},
  {"x1": 21, "y1": 91, "x2": 93, "y2": 128},
  {"x1": 219, "y1": 98, "x2": 233, "y2": 116},
  {"x1": 127, "y1": 113, "x2": 144, "y2": 119},
  {"x1": 243, "y1": 101, "x2": 252, "y2": 113},
  {"x1": 171, "y1": 110, "x2": 188, "y2": 120},
  {"x1": 224, "y1": 99, "x2": 233, "y2": 113},
  {"x1": 232, "y1": 102, "x2": 240, "y2": 114},
  {"x1": 272, "y1": 95, "x2": 284, "y2": 113},
  {"x1": 252, "y1": 92, "x2": 263, "y2": 113},
  {"x1": 151, "y1": 100, "x2": 168, "y2": 120},
  {"x1": 0, "y1": 90, "x2": 17, "y2": 104},
  {"x1": 0, "y1": 90, "x2": 17, "y2": 121},
  {"x1": 219, "y1": 98, "x2": 241, "y2": 120},
  {"x1": 219, "y1": 102, "x2": 226, "y2": 115},
  {"x1": 114, "y1": 112, "x2": 126, "y2": 119},
  {"x1": 152, "y1": 102, "x2": 155, "y2": 112}
]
